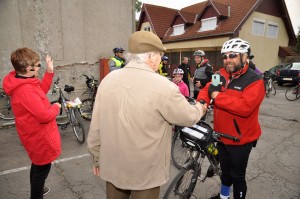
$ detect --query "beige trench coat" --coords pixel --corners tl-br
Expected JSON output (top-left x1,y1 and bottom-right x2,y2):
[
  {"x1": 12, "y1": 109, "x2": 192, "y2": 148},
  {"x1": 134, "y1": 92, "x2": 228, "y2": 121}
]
[{"x1": 87, "y1": 61, "x2": 203, "y2": 190}]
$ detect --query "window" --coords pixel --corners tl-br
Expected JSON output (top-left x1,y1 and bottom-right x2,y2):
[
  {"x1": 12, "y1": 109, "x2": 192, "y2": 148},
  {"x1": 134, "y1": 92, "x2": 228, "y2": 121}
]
[
  {"x1": 144, "y1": 26, "x2": 150, "y2": 32},
  {"x1": 172, "y1": 24, "x2": 185, "y2": 36},
  {"x1": 267, "y1": 23, "x2": 278, "y2": 38},
  {"x1": 199, "y1": 17, "x2": 217, "y2": 32},
  {"x1": 252, "y1": 19, "x2": 265, "y2": 36}
]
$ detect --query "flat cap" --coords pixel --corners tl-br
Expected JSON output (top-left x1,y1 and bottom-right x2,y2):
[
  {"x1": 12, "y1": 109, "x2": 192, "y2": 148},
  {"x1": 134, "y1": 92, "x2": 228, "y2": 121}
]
[{"x1": 128, "y1": 31, "x2": 166, "y2": 54}]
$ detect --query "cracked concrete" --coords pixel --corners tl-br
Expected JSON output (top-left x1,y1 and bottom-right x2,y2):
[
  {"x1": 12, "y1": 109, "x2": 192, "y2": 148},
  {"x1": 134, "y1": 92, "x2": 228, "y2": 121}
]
[{"x1": 0, "y1": 86, "x2": 299, "y2": 199}]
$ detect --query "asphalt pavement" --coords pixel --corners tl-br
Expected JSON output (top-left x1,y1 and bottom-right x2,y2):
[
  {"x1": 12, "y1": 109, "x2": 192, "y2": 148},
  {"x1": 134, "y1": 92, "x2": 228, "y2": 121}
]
[{"x1": 0, "y1": 85, "x2": 299, "y2": 199}]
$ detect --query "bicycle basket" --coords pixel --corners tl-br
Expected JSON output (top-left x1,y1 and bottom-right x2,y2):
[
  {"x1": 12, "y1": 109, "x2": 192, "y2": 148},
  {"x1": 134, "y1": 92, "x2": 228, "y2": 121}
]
[{"x1": 180, "y1": 121, "x2": 213, "y2": 148}]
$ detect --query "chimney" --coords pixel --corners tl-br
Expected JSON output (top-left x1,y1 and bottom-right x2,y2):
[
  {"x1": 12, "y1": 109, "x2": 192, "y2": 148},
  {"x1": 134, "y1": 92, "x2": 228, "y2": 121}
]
[{"x1": 228, "y1": 1, "x2": 230, "y2": 17}]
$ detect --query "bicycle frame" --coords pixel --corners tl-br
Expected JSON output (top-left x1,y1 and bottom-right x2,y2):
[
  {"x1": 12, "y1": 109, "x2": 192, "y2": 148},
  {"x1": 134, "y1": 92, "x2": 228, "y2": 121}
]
[{"x1": 52, "y1": 78, "x2": 85, "y2": 144}]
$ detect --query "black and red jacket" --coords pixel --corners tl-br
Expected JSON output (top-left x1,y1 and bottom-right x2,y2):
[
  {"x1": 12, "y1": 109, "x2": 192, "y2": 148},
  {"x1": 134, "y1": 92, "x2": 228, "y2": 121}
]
[{"x1": 197, "y1": 64, "x2": 265, "y2": 145}]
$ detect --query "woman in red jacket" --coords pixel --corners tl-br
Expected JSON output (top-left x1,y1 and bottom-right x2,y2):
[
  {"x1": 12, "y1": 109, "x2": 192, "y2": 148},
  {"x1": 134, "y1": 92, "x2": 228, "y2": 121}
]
[{"x1": 3, "y1": 48, "x2": 61, "y2": 199}]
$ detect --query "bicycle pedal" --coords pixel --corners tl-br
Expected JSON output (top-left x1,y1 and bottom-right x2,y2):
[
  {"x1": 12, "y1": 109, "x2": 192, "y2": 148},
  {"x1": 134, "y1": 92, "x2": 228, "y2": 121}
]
[{"x1": 61, "y1": 124, "x2": 68, "y2": 130}]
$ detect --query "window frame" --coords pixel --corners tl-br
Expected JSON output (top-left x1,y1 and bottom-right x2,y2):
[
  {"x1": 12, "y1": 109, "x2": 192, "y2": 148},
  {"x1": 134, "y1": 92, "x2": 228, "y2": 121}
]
[
  {"x1": 172, "y1": 23, "x2": 185, "y2": 36},
  {"x1": 266, "y1": 21, "x2": 279, "y2": 38},
  {"x1": 199, "y1": 17, "x2": 217, "y2": 32},
  {"x1": 252, "y1": 18, "x2": 266, "y2": 36},
  {"x1": 143, "y1": 26, "x2": 151, "y2": 32}
]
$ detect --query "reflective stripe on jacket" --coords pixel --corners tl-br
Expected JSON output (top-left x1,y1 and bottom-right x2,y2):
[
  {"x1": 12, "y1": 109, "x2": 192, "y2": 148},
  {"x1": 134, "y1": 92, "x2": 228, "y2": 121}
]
[{"x1": 111, "y1": 57, "x2": 124, "y2": 68}]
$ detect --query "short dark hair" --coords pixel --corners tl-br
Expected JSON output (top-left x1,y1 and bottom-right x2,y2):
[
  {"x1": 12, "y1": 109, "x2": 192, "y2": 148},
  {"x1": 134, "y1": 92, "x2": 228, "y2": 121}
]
[{"x1": 11, "y1": 48, "x2": 40, "y2": 74}]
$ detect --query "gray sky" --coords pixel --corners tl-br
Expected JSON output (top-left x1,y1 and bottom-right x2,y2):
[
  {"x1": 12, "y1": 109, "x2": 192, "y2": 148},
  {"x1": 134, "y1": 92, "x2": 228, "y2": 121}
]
[{"x1": 139, "y1": 0, "x2": 299, "y2": 34}]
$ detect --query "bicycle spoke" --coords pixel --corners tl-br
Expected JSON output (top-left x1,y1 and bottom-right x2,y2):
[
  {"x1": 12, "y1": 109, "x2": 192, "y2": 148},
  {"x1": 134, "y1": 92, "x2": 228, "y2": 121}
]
[
  {"x1": 81, "y1": 98, "x2": 94, "y2": 121},
  {"x1": 71, "y1": 108, "x2": 86, "y2": 144},
  {"x1": 285, "y1": 86, "x2": 299, "y2": 101}
]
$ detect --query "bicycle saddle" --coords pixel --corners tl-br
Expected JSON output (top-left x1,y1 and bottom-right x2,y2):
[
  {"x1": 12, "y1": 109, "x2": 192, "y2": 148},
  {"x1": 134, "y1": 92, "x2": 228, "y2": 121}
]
[{"x1": 64, "y1": 85, "x2": 75, "y2": 93}]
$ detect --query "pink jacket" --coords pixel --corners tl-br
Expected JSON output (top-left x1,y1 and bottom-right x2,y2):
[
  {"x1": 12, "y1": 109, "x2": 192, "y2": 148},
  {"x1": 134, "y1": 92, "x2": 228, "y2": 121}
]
[
  {"x1": 174, "y1": 81, "x2": 189, "y2": 97},
  {"x1": 3, "y1": 71, "x2": 61, "y2": 165}
]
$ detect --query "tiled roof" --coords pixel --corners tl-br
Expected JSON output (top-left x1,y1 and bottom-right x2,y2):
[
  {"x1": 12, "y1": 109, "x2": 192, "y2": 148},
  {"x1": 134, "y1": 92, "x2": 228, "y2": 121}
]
[
  {"x1": 163, "y1": 0, "x2": 260, "y2": 42},
  {"x1": 212, "y1": 1, "x2": 229, "y2": 17},
  {"x1": 179, "y1": 11, "x2": 197, "y2": 24},
  {"x1": 141, "y1": 4, "x2": 177, "y2": 39},
  {"x1": 180, "y1": 1, "x2": 207, "y2": 14},
  {"x1": 279, "y1": 46, "x2": 299, "y2": 57}
]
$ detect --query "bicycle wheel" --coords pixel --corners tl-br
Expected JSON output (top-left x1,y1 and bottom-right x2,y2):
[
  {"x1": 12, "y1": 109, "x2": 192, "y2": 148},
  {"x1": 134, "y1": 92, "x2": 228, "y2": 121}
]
[
  {"x1": 0, "y1": 92, "x2": 14, "y2": 120},
  {"x1": 264, "y1": 82, "x2": 269, "y2": 98},
  {"x1": 81, "y1": 98, "x2": 94, "y2": 121},
  {"x1": 271, "y1": 81, "x2": 276, "y2": 95},
  {"x1": 51, "y1": 100, "x2": 69, "y2": 125},
  {"x1": 70, "y1": 108, "x2": 85, "y2": 144},
  {"x1": 285, "y1": 86, "x2": 299, "y2": 101},
  {"x1": 163, "y1": 165, "x2": 199, "y2": 199},
  {"x1": 171, "y1": 129, "x2": 190, "y2": 170}
]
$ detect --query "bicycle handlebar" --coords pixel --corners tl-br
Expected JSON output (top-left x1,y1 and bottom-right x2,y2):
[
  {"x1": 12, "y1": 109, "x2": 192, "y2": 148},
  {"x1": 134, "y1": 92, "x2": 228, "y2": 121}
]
[{"x1": 214, "y1": 131, "x2": 240, "y2": 143}]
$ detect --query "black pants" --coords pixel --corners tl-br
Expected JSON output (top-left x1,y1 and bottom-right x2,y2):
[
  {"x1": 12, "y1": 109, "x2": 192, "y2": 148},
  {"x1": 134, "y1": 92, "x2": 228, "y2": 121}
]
[
  {"x1": 217, "y1": 142, "x2": 254, "y2": 199},
  {"x1": 194, "y1": 91, "x2": 199, "y2": 99},
  {"x1": 30, "y1": 163, "x2": 51, "y2": 199}
]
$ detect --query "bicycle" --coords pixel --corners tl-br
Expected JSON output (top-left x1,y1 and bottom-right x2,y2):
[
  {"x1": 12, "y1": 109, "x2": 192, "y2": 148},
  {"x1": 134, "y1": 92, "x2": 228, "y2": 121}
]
[
  {"x1": 0, "y1": 88, "x2": 15, "y2": 120},
  {"x1": 263, "y1": 71, "x2": 276, "y2": 98},
  {"x1": 164, "y1": 120, "x2": 239, "y2": 199},
  {"x1": 80, "y1": 75, "x2": 99, "y2": 121},
  {"x1": 81, "y1": 74, "x2": 99, "y2": 99},
  {"x1": 171, "y1": 98, "x2": 213, "y2": 170},
  {"x1": 51, "y1": 78, "x2": 86, "y2": 144},
  {"x1": 285, "y1": 84, "x2": 300, "y2": 101}
]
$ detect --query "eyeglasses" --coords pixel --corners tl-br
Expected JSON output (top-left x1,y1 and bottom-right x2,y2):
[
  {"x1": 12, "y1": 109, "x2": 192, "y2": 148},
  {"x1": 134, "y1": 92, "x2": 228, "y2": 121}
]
[
  {"x1": 222, "y1": 53, "x2": 239, "y2": 60},
  {"x1": 32, "y1": 63, "x2": 41, "y2": 67}
]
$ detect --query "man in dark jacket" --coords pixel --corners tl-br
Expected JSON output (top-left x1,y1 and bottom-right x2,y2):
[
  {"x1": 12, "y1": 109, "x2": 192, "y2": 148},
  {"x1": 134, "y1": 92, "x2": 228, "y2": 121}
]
[
  {"x1": 178, "y1": 57, "x2": 192, "y2": 94},
  {"x1": 193, "y1": 50, "x2": 213, "y2": 98},
  {"x1": 197, "y1": 38, "x2": 265, "y2": 199}
]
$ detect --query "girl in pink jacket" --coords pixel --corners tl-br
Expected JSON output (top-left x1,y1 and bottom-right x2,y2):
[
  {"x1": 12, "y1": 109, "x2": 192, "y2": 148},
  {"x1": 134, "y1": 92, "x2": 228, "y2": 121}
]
[{"x1": 172, "y1": 68, "x2": 189, "y2": 97}]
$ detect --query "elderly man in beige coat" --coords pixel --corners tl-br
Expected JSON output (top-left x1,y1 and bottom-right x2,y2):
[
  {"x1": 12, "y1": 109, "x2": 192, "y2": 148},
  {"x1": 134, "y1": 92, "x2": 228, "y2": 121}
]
[{"x1": 87, "y1": 31, "x2": 206, "y2": 199}]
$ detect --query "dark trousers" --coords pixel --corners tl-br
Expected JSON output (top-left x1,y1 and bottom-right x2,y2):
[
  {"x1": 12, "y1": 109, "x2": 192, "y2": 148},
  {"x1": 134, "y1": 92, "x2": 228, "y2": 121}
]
[
  {"x1": 194, "y1": 91, "x2": 199, "y2": 99},
  {"x1": 30, "y1": 163, "x2": 51, "y2": 199},
  {"x1": 106, "y1": 182, "x2": 160, "y2": 199},
  {"x1": 217, "y1": 142, "x2": 254, "y2": 199}
]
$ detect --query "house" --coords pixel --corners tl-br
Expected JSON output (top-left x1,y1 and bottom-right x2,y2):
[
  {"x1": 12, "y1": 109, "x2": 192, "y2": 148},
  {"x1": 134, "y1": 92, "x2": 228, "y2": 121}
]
[{"x1": 137, "y1": 0, "x2": 297, "y2": 73}]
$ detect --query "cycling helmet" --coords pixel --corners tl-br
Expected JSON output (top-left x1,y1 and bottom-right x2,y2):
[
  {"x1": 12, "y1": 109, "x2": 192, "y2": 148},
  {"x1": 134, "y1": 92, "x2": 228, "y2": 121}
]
[
  {"x1": 221, "y1": 38, "x2": 250, "y2": 54},
  {"x1": 113, "y1": 47, "x2": 125, "y2": 53},
  {"x1": 161, "y1": 56, "x2": 169, "y2": 61},
  {"x1": 173, "y1": 68, "x2": 184, "y2": 75},
  {"x1": 193, "y1": 50, "x2": 205, "y2": 57}
]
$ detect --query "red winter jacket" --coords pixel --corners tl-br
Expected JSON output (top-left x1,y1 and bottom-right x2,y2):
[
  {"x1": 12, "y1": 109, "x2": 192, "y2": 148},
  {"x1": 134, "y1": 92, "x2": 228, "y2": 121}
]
[
  {"x1": 3, "y1": 71, "x2": 61, "y2": 165},
  {"x1": 197, "y1": 64, "x2": 265, "y2": 145}
]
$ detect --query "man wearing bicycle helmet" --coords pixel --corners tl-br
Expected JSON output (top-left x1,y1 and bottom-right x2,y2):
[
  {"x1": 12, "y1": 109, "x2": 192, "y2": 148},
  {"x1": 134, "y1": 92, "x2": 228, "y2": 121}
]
[
  {"x1": 158, "y1": 55, "x2": 169, "y2": 77},
  {"x1": 193, "y1": 50, "x2": 213, "y2": 98},
  {"x1": 88, "y1": 31, "x2": 206, "y2": 199},
  {"x1": 109, "y1": 47, "x2": 126, "y2": 71},
  {"x1": 197, "y1": 38, "x2": 265, "y2": 199},
  {"x1": 172, "y1": 68, "x2": 189, "y2": 97}
]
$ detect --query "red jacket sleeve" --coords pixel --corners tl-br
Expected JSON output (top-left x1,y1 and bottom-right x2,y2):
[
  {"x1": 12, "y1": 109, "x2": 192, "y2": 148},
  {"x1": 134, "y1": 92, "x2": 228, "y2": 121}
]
[
  {"x1": 214, "y1": 79, "x2": 265, "y2": 117},
  {"x1": 196, "y1": 82, "x2": 211, "y2": 104},
  {"x1": 21, "y1": 87, "x2": 60, "y2": 124},
  {"x1": 40, "y1": 72, "x2": 54, "y2": 94}
]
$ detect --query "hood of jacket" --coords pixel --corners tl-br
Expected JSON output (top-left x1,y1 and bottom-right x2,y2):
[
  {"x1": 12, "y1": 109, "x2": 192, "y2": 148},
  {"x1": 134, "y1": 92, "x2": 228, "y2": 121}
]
[{"x1": 3, "y1": 71, "x2": 40, "y2": 96}]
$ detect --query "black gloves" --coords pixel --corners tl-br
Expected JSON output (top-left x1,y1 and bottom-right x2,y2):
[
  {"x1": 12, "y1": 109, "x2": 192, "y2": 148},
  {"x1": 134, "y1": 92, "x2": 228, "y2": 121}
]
[{"x1": 208, "y1": 84, "x2": 222, "y2": 98}]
